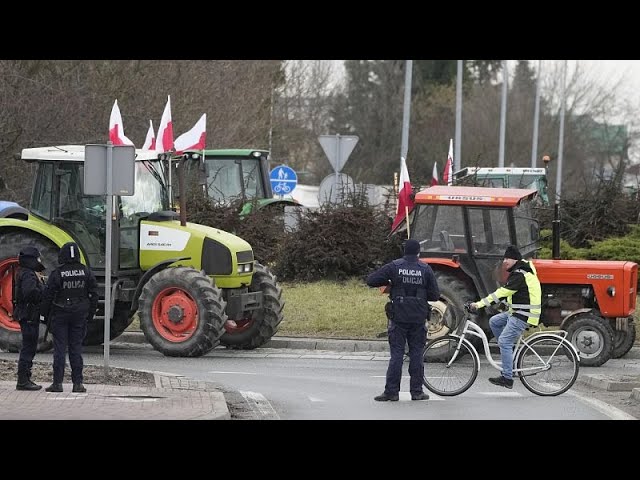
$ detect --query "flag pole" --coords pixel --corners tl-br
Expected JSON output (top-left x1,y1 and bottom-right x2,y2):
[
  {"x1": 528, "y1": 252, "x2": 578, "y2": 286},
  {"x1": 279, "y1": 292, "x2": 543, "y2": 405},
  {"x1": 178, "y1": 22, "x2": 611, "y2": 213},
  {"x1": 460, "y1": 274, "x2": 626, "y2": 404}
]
[{"x1": 405, "y1": 205, "x2": 411, "y2": 237}]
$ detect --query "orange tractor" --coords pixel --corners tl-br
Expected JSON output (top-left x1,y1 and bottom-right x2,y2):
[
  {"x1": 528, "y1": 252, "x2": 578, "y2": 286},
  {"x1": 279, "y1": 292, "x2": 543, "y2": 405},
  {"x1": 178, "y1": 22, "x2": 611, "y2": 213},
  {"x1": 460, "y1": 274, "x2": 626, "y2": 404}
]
[{"x1": 403, "y1": 185, "x2": 637, "y2": 367}]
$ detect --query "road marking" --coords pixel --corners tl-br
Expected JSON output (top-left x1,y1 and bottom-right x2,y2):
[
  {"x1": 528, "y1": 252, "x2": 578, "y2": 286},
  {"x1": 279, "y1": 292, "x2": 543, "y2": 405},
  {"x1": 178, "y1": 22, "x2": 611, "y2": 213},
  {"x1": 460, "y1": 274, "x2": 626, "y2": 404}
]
[
  {"x1": 208, "y1": 371, "x2": 257, "y2": 375},
  {"x1": 476, "y1": 391, "x2": 522, "y2": 397},
  {"x1": 308, "y1": 396, "x2": 325, "y2": 402},
  {"x1": 567, "y1": 390, "x2": 637, "y2": 420},
  {"x1": 240, "y1": 391, "x2": 280, "y2": 419}
]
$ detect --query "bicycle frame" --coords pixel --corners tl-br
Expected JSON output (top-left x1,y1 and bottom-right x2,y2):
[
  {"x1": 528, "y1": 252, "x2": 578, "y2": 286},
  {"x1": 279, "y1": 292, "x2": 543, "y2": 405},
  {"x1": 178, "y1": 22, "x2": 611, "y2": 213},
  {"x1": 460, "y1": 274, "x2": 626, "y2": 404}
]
[{"x1": 447, "y1": 317, "x2": 580, "y2": 376}]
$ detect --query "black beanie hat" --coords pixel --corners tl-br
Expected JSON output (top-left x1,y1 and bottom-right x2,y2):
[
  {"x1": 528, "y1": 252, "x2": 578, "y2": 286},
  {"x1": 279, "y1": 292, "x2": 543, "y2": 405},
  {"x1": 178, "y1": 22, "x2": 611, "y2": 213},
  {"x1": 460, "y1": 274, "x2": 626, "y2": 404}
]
[
  {"x1": 404, "y1": 239, "x2": 421, "y2": 255},
  {"x1": 504, "y1": 245, "x2": 522, "y2": 261}
]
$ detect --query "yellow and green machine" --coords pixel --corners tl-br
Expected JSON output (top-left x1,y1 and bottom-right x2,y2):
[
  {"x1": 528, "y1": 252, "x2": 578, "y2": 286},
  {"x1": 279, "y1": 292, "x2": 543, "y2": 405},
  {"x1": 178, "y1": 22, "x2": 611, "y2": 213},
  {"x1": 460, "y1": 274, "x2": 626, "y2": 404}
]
[{"x1": 0, "y1": 146, "x2": 284, "y2": 357}]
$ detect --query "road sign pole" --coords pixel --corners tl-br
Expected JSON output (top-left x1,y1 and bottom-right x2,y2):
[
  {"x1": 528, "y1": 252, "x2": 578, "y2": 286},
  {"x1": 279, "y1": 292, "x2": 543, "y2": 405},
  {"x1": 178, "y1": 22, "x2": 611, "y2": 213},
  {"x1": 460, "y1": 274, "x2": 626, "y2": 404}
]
[{"x1": 104, "y1": 144, "x2": 113, "y2": 377}]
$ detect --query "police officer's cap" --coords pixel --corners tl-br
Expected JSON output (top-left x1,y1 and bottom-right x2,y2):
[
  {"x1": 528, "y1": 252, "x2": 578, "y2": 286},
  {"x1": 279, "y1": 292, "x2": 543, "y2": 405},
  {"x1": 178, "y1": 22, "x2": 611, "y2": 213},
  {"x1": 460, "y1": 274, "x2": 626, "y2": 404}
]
[
  {"x1": 19, "y1": 245, "x2": 45, "y2": 271},
  {"x1": 404, "y1": 239, "x2": 421, "y2": 255}
]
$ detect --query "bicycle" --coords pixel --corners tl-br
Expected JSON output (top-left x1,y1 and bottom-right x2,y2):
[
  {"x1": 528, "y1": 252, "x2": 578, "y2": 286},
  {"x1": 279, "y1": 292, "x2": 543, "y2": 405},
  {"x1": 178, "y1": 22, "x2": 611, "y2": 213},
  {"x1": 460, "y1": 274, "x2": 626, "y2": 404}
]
[
  {"x1": 422, "y1": 303, "x2": 580, "y2": 397},
  {"x1": 273, "y1": 182, "x2": 292, "y2": 194}
]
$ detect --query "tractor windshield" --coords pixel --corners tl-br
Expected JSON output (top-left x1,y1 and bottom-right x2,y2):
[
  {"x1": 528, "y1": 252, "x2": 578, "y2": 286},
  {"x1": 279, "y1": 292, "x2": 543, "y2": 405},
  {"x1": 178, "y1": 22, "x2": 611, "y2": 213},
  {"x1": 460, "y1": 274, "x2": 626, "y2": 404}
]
[
  {"x1": 513, "y1": 198, "x2": 539, "y2": 257},
  {"x1": 202, "y1": 158, "x2": 265, "y2": 203},
  {"x1": 120, "y1": 161, "x2": 169, "y2": 216}
]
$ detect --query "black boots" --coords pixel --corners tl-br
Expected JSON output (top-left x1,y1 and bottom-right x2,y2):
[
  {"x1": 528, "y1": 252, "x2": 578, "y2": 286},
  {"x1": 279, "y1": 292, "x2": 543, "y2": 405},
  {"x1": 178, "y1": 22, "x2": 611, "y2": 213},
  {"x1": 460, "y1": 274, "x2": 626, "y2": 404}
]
[
  {"x1": 16, "y1": 373, "x2": 42, "y2": 391},
  {"x1": 45, "y1": 383, "x2": 63, "y2": 392},
  {"x1": 72, "y1": 384, "x2": 86, "y2": 393}
]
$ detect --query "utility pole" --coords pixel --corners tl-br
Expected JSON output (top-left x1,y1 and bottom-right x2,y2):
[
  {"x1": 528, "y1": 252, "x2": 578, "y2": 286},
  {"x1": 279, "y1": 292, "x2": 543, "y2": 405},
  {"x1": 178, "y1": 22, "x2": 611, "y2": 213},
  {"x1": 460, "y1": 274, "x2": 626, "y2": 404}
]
[
  {"x1": 400, "y1": 60, "x2": 413, "y2": 162},
  {"x1": 455, "y1": 60, "x2": 463, "y2": 172},
  {"x1": 531, "y1": 60, "x2": 542, "y2": 167},
  {"x1": 498, "y1": 60, "x2": 508, "y2": 167},
  {"x1": 556, "y1": 60, "x2": 568, "y2": 204}
]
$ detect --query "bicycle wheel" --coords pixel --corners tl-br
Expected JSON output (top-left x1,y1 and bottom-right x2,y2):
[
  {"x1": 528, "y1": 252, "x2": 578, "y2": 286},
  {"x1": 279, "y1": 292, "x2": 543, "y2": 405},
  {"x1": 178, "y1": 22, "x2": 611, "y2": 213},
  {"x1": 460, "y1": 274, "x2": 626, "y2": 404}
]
[
  {"x1": 422, "y1": 335, "x2": 479, "y2": 396},
  {"x1": 516, "y1": 334, "x2": 579, "y2": 396}
]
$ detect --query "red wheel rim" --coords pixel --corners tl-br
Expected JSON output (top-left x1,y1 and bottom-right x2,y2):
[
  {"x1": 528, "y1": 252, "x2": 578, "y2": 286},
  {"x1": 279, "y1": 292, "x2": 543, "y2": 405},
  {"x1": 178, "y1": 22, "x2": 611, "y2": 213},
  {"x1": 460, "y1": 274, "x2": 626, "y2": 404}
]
[
  {"x1": 151, "y1": 287, "x2": 198, "y2": 342},
  {"x1": 0, "y1": 258, "x2": 20, "y2": 331}
]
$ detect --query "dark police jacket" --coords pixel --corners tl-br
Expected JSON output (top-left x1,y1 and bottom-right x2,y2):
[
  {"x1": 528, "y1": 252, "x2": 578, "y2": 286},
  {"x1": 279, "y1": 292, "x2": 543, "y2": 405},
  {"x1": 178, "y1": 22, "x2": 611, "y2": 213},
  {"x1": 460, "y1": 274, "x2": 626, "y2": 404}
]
[
  {"x1": 40, "y1": 244, "x2": 99, "y2": 322},
  {"x1": 14, "y1": 257, "x2": 45, "y2": 323},
  {"x1": 367, "y1": 254, "x2": 440, "y2": 324}
]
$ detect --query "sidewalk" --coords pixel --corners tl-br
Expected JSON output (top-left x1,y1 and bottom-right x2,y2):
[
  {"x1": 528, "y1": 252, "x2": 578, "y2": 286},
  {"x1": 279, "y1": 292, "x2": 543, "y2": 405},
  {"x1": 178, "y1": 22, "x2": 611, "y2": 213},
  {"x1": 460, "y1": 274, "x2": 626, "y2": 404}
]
[{"x1": 0, "y1": 372, "x2": 229, "y2": 420}]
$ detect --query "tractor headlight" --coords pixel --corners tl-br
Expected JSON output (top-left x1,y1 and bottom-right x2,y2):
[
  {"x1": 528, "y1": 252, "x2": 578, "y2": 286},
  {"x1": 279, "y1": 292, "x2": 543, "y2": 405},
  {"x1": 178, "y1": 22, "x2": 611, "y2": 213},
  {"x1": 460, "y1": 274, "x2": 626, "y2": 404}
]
[{"x1": 237, "y1": 263, "x2": 253, "y2": 273}]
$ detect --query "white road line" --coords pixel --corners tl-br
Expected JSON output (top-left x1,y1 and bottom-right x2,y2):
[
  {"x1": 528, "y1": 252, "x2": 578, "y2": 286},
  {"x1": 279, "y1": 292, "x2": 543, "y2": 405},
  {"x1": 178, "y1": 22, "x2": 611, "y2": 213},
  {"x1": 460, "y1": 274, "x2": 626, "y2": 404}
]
[
  {"x1": 308, "y1": 396, "x2": 325, "y2": 402},
  {"x1": 567, "y1": 390, "x2": 637, "y2": 420},
  {"x1": 476, "y1": 391, "x2": 522, "y2": 397},
  {"x1": 240, "y1": 391, "x2": 280, "y2": 419},
  {"x1": 207, "y1": 371, "x2": 257, "y2": 375}
]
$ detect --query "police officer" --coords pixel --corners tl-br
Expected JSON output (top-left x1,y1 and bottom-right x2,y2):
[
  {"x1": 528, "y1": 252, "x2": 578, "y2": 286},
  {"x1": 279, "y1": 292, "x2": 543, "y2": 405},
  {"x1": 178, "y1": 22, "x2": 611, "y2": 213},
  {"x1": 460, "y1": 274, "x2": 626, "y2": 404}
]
[
  {"x1": 40, "y1": 242, "x2": 98, "y2": 393},
  {"x1": 14, "y1": 246, "x2": 47, "y2": 391},
  {"x1": 367, "y1": 239, "x2": 440, "y2": 401}
]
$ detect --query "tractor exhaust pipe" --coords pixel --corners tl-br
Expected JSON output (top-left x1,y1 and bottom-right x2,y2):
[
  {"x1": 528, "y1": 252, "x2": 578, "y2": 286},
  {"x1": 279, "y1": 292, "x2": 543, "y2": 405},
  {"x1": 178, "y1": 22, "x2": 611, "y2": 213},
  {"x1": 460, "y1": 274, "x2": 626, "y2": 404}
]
[
  {"x1": 179, "y1": 155, "x2": 187, "y2": 227},
  {"x1": 552, "y1": 202, "x2": 561, "y2": 260}
]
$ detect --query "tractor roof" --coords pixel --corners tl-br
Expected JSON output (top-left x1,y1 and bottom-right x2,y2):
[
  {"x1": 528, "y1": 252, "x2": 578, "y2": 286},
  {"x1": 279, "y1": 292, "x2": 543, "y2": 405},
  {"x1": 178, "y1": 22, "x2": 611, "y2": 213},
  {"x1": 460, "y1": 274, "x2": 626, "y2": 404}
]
[
  {"x1": 455, "y1": 166, "x2": 547, "y2": 177},
  {"x1": 414, "y1": 185, "x2": 538, "y2": 207},
  {"x1": 181, "y1": 149, "x2": 268, "y2": 157},
  {"x1": 21, "y1": 145, "x2": 160, "y2": 162}
]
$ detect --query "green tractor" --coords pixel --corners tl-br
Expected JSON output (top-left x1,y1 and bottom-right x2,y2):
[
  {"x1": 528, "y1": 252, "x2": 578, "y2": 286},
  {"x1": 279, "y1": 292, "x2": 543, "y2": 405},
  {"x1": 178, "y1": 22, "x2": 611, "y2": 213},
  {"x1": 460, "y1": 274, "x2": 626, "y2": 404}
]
[
  {"x1": 0, "y1": 145, "x2": 284, "y2": 356},
  {"x1": 177, "y1": 149, "x2": 299, "y2": 217}
]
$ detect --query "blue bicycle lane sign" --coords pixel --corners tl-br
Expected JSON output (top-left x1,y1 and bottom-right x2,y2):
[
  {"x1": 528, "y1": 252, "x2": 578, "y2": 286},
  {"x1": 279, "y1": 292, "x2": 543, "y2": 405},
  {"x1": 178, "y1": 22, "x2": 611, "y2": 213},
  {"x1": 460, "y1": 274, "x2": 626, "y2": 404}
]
[{"x1": 270, "y1": 165, "x2": 298, "y2": 195}]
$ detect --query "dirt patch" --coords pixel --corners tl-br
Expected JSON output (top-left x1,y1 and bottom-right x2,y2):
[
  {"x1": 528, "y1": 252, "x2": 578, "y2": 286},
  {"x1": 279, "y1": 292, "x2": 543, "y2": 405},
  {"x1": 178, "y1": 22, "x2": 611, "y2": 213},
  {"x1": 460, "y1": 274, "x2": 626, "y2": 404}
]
[{"x1": 0, "y1": 358, "x2": 156, "y2": 387}]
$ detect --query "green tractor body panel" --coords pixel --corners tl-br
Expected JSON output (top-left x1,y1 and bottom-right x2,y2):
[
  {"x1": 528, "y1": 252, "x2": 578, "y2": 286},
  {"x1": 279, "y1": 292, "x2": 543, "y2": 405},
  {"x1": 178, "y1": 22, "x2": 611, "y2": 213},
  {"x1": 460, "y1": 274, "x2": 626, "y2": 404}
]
[{"x1": 139, "y1": 219, "x2": 253, "y2": 288}]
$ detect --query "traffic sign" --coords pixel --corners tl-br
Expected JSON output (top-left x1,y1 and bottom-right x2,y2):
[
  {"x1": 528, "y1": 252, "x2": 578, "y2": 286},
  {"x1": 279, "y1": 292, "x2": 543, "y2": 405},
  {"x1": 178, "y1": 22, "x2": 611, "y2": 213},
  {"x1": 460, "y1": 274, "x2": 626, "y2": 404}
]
[
  {"x1": 270, "y1": 165, "x2": 298, "y2": 195},
  {"x1": 84, "y1": 144, "x2": 135, "y2": 196},
  {"x1": 318, "y1": 134, "x2": 359, "y2": 173}
]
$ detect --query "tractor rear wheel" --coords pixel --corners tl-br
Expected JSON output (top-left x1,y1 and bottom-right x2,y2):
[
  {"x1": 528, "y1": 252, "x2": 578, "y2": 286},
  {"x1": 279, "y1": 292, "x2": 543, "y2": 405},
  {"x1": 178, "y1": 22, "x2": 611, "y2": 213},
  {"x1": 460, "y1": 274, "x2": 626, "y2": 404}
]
[
  {"x1": 426, "y1": 272, "x2": 483, "y2": 361},
  {"x1": 138, "y1": 267, "x2": 226, "y2": 357},
  {"x1": 0, "y1": 231, "x2": 56, "y2": 353},
  {"x1": 565, "y1": 313, "x2": 614, "y2": 367},
  {"x1": 612, "y1": 319, "x2": 636, "y2": 359},
  {"x1": 220, "y1": 262, "x2": 284, "y2": 350}
]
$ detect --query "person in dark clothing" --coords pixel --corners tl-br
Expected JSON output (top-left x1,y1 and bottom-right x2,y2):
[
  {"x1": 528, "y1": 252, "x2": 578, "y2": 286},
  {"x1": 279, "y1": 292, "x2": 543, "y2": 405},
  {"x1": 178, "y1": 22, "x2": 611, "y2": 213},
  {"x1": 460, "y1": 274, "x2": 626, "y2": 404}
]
[
  {"x1": 366, "y1": 239, "x2": 440, "y2": 401},
  {"x1": 40, "y1": 242, "x2": 99, "y2": 393},
  {"x1": 13, "y1": 246, "x2": 47, "y2": 391}
]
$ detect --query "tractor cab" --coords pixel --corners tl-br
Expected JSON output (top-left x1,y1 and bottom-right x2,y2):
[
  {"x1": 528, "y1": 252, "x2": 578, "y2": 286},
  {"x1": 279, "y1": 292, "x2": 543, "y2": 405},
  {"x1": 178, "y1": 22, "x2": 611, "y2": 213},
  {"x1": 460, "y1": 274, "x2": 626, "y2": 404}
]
[
  {"x1": 411, "y1": 185, "x2": 539, "y2": 297},
  {"x1": 23, "y1": 146, "x2": 170, "y2": 271},
  {"x1": 176, "y1": 149, "x2": 299, "y2": 216}
]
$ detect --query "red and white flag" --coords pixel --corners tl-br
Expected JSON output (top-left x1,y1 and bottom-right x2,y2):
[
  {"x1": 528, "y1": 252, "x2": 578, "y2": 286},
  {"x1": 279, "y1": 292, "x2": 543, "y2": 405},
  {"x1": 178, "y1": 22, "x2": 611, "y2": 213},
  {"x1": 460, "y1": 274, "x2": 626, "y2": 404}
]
[
  {"x1": 431, "y1": 161, "x2": 439, "y2": 186},
  {"x1": 391, "y1": 156, "x2": 415, "y2": 231},
  {"x1": 142, "y1": 120, "x2": 156, "y2": 150},
  {"x1": 108, "y1": 99, "x2": 134, "y2": 146},
  {"x1": 443, "y1": 138, "x2": 453, "y2": 186},
  {"x1": 174, "y1": 114, "x2": 207, "y2": 154},
  {"x1": 156, "y1": 95, "x2": 174, "y2": 153}
]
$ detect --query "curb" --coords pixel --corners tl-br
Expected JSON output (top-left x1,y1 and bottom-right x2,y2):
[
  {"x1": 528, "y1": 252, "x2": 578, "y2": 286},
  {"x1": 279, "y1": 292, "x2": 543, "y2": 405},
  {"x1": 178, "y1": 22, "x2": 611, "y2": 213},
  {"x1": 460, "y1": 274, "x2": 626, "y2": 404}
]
[
  {"x1": 116, "y1": 331, "x2": 640, "y2": 358},
  {"x1": 578, "y1": 374, "x2": 640, "y2": 392}
]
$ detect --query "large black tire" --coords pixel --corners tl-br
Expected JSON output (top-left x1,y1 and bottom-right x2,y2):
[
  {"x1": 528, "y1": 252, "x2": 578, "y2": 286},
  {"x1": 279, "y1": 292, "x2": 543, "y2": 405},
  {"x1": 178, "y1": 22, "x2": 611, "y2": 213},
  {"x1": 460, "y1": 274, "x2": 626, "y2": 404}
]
[
  {"x1": 612, "y1": 319, "x2": 636, "y2": 359},
  {"x1": 220, "y1": 262, "x2": 284, "y2": 349},
  {"x1": 0, "y1": 230, "x2": 56, "y2": 353},
  {"x1": 426, "y1": 272, "x2": 483, "y2": 361},
  {"x1": 565, "y1": 313, "x2": 614, "y2": 367},
  {"x1": 83, "y1": 301, "x2": 133, "y2": 346},
  {"x1": 138, "y1": 267, "x2": 226, "y2": 357}
]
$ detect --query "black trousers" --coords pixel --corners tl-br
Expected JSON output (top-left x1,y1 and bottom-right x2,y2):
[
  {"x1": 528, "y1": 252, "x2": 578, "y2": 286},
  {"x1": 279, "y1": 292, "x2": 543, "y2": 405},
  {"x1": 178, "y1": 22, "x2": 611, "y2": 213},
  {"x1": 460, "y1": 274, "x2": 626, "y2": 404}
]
[
  {"x1": 51, "y1": 311, "x2": 87, "y2": 384},
  {"x1": 384, "y1": 320, "x2": 427, "y2": 395},
  {"x1": 17, "y1": 320, "x2": 39, "y2": 378}
]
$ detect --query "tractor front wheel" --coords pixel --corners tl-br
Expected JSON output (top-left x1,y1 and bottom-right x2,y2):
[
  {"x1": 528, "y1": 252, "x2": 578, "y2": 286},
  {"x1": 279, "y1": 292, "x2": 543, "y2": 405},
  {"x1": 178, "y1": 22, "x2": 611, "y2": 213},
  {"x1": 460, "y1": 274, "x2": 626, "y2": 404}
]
[
  {"x1": 612, "y1": 319, "x2": 636, "y2": 359},
  {"x1": 220, "y1": 262, "x2": 284, "y2": 350},
  {"x1": 565, "y1": 313, "x2": 614, "y2": 367},
  {"x1": 138, "y1": 267, "x2": 226, "y2": 357}
]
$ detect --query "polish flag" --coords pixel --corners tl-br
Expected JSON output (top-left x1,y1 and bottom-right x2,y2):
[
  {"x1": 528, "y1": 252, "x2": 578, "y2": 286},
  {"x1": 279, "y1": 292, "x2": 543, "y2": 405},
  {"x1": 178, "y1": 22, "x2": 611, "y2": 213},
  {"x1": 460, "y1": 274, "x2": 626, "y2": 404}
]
[
  {"x1": 431, "y1": 161, "x2": 439, "y2": 186},
  {"x1": 174, "y1": 114, "x2": 207, "y2": 154},
  {"x1": 391, "y1": 156, "x2": 415, "y2": 231},
  {"x1": 108, "y1": 100, "x2": 134, "y2": 146},
  {"x1": 142, "y1": 120, "x2": 156, "y2": 150},
  {"x1": 443, "y1": 138, "x2": 453, "y2": 186},
  {"x1": 156, "y1": 95, "x2": 174, "y2": 153}
]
